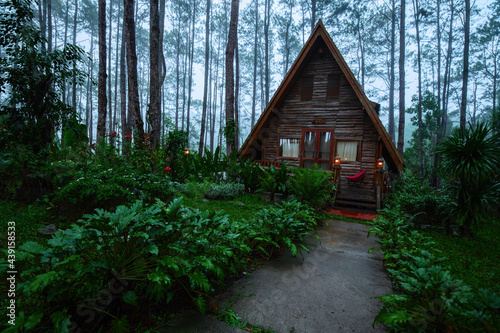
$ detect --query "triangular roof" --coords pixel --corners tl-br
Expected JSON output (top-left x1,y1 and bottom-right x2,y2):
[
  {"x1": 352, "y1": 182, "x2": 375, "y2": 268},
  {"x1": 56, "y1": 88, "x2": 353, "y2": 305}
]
[{"x1": 238, "y1": 20, "x2": 404, "y2": 173}]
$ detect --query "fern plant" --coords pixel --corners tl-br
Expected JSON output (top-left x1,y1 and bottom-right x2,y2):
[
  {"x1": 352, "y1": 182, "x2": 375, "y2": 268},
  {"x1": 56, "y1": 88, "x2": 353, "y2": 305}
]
[{"x1": 290, "y1": 164, "x2": 331, "y2": 208}]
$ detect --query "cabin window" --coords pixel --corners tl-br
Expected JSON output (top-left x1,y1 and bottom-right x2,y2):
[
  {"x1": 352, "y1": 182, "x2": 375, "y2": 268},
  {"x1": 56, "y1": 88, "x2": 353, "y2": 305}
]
[
  {"x1": 301, "y1": 76, "x2": 313, "y2": 101},
  {"x1": 301, "y1": 129, "x2": 334, "y2": 170},
  {"x1": 336, "y1": 141, "x2": 359, "y2": 161},
  {"x1": 279, "y1": 138, "x2": 300, "y2": 158},
  {"x1": 327, "y1": 75, "x2": 340, "y2": 100}
]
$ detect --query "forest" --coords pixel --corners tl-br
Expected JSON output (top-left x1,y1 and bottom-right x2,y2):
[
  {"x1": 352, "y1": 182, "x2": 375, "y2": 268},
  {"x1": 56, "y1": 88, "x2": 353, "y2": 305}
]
[
  {"x1": 1, "y1": 0, "x2": 499, "y2": 166},
  {"x1": 1, "y1": 0, "x2": 500, "y2": 331}
]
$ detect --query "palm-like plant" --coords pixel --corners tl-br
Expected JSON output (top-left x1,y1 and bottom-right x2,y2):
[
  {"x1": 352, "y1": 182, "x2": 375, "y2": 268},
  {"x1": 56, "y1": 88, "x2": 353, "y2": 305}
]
[{"x1": 436, "y1": 121, "x2": 500, "y2": 238}]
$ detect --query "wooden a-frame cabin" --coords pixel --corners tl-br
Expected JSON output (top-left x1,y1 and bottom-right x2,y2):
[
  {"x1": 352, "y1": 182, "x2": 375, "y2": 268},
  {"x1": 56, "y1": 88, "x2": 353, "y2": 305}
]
[{"x1": 238, "y1": 20, "x2": 404, "y2": 209}]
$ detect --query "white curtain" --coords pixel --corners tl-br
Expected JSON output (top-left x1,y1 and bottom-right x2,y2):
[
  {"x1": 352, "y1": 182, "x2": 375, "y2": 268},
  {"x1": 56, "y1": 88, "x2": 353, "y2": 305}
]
[
  {"x1": 319, "y1": 132, "x2": 331, "y2": 159},
  {"x1": 280, "y1": 139, "x2": 300, "y2": 157},
  {"x1": 337, "y1": 141, "x2": 358, "y2": 161}
]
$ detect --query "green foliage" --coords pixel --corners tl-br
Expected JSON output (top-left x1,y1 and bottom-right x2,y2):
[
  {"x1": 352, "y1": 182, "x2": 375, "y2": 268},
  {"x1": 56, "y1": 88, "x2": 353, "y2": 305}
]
[
  {"x1": 259, "y1": 163, "x2": 290, "y2": 195},
  {"x1": 163, "y1": 130, "x2": 189, "y2": 179},
  {"x1": 421, "y1": 222, "x2": 500, "y2": 293},
  {"x1": 387, "y1": 169, "x2": 452, "y2": 229},
  {"x1": 217, "y1": 307, "x2": 274, "y2": 332},
  {"x1": 174, "y1": 179, "x2": 245, "y2": 200},
  {"x1": 0, "y1": 0, "x2": 87, "y2": 153},
  {"x1": 237, "y1": 158, "x2": 262, "y2": 193},
  {"x1": 181, "y1": 193, "x2": 273, "y2": 222},
  {"x1": 222, "y1": 118, "x2": 238, "y2": 144},
  {"x1": 0, "y1": 144, "x2": 53, "y2": 201},
  {"x1": 370, "y1": 206, "x2": 500, "y2": 332},
  {"x1": 404, "y1": 91, "x2": 445, "y2": 182},
  {"x1": 436, "y1": 121, "x2": 500, "y2": 238},
  {"x1": 0, "y1": 201, "x2": 58, "y2": 245},
  {"x1": 244, "y1": 200, "x2": 318, "y2": 258},
  {"x1": 289, "y1": 165, "x2": 333, "y2": 208},
  {"x1": 205, "y1": 182, "x2": 245, "y2": 200},
  {"x1": 51, "y1": 161, "x2": 175, "y2": 221},
  {"x1": 1, "y1": 195, "x2": 321, "y2": 331}
]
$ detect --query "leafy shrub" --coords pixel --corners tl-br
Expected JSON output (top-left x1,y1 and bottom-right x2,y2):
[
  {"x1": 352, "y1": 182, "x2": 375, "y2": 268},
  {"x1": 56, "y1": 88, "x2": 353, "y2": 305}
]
[
  {"x1": 1, "y1": 197, "x2": 321, "y2": 331},
  {"x1": 52, "y1": 166, "x2": 175, "y2": 221},
  {"x1": 436, "y1": 121, "x2": 500, "y2": 238},
  {"x1": 244, "y1": 200, "x2": 318, "y2": 258},
  {"x1": 289, "y1": 165, "x2": 332, "y2": 208},
  {"x1": 237, "y1": 158, "x2": 262, "y2": 193},
  {"x1": 370, "y1": 206, "x2": 500, "y2": 332},
  {"x1": 173, "y1": 179, "x2": 213, "y2": 199},
  {"x1": 176, "y1": 181, "x2": 246, "y2": 200},
  {"x1": 205, "y1": 183, "x2": 245, "y2": 200},
  {"x1": 387, "y1": 169, "x2": 453, "y2": 230}
]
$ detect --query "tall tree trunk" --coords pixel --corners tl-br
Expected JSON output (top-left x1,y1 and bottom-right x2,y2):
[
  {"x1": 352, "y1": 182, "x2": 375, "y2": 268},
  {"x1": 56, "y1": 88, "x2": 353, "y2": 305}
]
[
  {"x1": 235, "y1": 42, "x2": 240, "y2": 149},
  {"x1": 124, "y1": 0, "x2": 144, "y2": 137},
  {"x1": 460, "y1": 0, "x2": 470, "y2": 130},
  {"x1": 108, "y1": 0, "x2": 113, "y2": 132},
  {"x1": 40, "y1": 0, "x2": 47, "y2": 46},
  {"x1": 62, "y1": 0, "x2": 70, "y2": 104},
  {"x1": 284, "y1": 3, "x2": 292, "y2": 75},
  {"x1": 149, "y1": 0, "x2": 161, "y2": 148},
  {"x1": 251, "y1": 0, "x2": 259, "y2": 129},
  {"x1": 199, "y1": 0, "x2": 211, "y2": 155},
  {"x1": 311, "y1": 0, "x2": 316, "y2": 32},
  {"x1": 86, "y1": 38, "x2": 94, "y2": 145},
  {"x1": 436, "y1": 0, "x2": 441, "y2": 110},
  {"x1": 47, "y1": 0, "x2": 52, "y2": 52},
  {"x1": 441, "y1": 0, "x2": 454, "y2": 139},
  {"x1": 120, "y1": 20, "x2": 128, "y2": 152},
  {"x1": 159, "y1": 0, "x2": 166, "y2": 134},
  {"x1": 388, "y1": 0, "x2": 396, "y2": 142},
  {"x1": 211, "y1": 36, "x2": 220, "y2": 153},
  {"x1": 186, "y1": 0, "x2": 197, "y2": 145},
  {"x1": 97, "y1": 0, "x2": 107, "y2": 142},
  {"x1": 225, "y1": 0, "x2": 239, "y2": 156},
  {"x1": 64, "y1": 0, "x2": 69, "y2": 47},
  {"x1": 356, "y1": 11, "x2": 365, "y2": 90},
  {"x1": 432, "y1": 0, "x2": 442, "y2": 188},
  {"x1": 493, "y1": 55, "x2": 498, "y2": 114},
  {"x1": 175, "y1": 14, "x2": 181, "y2": 130},
  {"x1": 113, "y1": 0, "x2": 122, "y2": 134},
  {"x1": 413, "y1": 0, "x2": 423, "y2": 177},
  {"x1": 397, "y1": 0, "x2": 406, "y2": 155},
  {"x1": 264, "y1": 0, "x2": 270, "y2": 105},
  {"x1": 72, "y1": 0, "x2": 78, "y2": 111}
]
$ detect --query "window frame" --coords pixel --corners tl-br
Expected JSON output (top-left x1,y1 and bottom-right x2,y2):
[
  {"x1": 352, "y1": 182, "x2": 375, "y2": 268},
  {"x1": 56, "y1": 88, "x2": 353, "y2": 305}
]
[
  {"x1": 299, "y1": 128, "x2": 335, "y2": 170},
  {"x1": 277, "y1": 138, "x2": 301, "y2": 160},
  {"x1": 335, "y1": 139, "x2": 362, "y2": 162},
  {"x1": 326, "y1": 74, "x2": 340, "y2": 100},
  {"x1": 301, "y1": 76, "x2": 314, "y2": 101}
]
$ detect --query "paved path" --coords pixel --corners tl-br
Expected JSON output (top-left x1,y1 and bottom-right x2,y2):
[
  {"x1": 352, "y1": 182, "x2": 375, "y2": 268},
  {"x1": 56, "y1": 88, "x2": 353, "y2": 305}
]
[{"x1": 162, "y1": 220, "x2": 392, "y2": 333}]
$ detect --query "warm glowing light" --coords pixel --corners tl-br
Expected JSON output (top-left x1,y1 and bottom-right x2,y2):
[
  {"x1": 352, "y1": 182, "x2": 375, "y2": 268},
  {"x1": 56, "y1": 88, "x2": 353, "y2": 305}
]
[
  {"x1": 184, "y1": 149, "x2": 190, "y2": 155},
  {"x1": 334, "y1": 156, "x2": 341, "y2": 165},
  {"x1": 377, "y1": 158, "x2": 384, "y2": 168}
]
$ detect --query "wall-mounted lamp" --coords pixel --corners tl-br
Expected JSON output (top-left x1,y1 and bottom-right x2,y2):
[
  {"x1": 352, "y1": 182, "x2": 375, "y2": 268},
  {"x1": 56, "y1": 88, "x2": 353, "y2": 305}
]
[
  {"x1": 377, "y1": 158, "x2": 384, "y2": 169},
  {"x1": 184, "y1": 149, "x2": 190, "y2": 155},
  {"x1": 334, "y1": 156, "x2": 341, "y2": 166}
]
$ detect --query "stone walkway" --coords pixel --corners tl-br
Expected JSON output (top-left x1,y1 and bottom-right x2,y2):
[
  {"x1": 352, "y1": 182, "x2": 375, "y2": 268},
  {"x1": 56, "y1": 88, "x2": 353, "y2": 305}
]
[{"x1": 162, "y1": 220, "x2": 392, "y2": 333}]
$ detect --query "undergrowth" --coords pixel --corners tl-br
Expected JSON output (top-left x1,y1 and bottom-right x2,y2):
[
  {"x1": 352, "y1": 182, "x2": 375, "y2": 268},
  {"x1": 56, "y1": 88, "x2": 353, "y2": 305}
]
[{"x1": 0, "y1": 198, "x2": 320, "y2": 332}]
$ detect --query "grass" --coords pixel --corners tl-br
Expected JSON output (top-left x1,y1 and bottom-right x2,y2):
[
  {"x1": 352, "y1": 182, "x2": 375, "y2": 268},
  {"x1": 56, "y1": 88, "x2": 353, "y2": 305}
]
[
  {"x1": 181, "y1": 193, "x2": 274, "y2": 222},
  {"x1": 420, "y1": 219, "x2": 500, "y2": 293},
  {"x1": 0, "y1": 200, "x2": 59, "y2": 246}
]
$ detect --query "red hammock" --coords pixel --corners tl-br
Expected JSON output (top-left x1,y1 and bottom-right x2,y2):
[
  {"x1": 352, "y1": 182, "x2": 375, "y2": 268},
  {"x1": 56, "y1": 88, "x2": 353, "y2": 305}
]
[{"x1": 347, "y1": 170, "x2": 366, "y2": 185}]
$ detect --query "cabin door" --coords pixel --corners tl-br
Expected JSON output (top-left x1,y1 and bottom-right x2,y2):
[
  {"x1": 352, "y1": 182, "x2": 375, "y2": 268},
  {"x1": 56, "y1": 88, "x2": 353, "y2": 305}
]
[{"x1": 300, "y1": 129, "x2": 334, "y2": 170}]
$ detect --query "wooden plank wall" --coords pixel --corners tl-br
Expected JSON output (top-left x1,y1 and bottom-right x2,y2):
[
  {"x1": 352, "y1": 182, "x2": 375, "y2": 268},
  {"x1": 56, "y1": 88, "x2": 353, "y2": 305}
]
[{"x1": 259, "y1": 39, "x2": 379, "y2": 204}]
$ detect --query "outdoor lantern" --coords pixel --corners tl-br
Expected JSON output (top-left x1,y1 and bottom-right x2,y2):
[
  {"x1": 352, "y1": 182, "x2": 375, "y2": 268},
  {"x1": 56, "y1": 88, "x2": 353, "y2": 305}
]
[
  {"x1": 377, "y1": 158, "x2": 384, "y2": 168},
  {"x1": 334, "y1": 156, "x2": 341, "y2": 165},
  {"x1": 184, "y1": 149, "x2": 190, "y2": 155}
]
